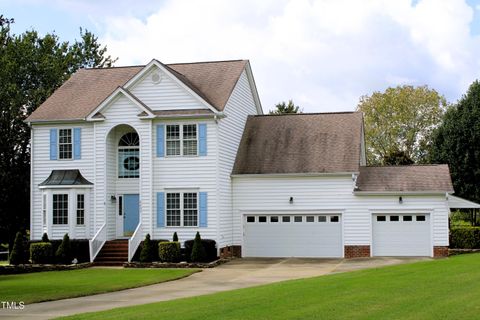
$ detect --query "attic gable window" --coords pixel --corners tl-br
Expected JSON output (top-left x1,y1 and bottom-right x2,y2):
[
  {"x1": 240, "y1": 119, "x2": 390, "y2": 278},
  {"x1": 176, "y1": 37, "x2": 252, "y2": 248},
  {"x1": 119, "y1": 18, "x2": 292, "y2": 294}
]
[
  {"x1": 58, "y1": 129, "x2": 73, "y2": 159},
  {"x1": 166, "y1": 124, "x2": 198, "y2": 156}
]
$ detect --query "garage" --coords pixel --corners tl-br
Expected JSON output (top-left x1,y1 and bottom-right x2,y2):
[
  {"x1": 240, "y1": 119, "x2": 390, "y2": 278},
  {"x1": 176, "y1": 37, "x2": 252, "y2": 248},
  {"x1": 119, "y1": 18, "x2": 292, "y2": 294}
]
[
  {"x1": 243, "y1": 214, "x2": 343, "y2": 258},
  {"x1": 372, "y1": 214, "x2": 431, "y2": 256}
]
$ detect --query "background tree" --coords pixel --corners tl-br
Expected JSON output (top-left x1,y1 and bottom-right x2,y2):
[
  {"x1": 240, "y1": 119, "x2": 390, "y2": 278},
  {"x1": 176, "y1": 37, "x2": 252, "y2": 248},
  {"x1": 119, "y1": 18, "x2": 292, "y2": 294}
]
[
  {"x1": 430, "y1": 81, "x2": 480, "y2": 204},
  {"x1": 357, "y1": 85, "x2": 447, "y2": 165},
  {"x1": 270, "y1": 99, "x2": 302, "y2": 114},
  {"x1": 0, "y1": 18, "x2": 116, "y2": 250}
]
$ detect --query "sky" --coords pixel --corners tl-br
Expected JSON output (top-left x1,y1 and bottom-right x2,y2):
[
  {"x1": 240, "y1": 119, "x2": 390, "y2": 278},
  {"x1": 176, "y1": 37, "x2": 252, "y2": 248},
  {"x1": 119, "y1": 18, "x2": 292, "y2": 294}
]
[{"x1": 2, "y1": 0, "x2": 480, "y2": 113}]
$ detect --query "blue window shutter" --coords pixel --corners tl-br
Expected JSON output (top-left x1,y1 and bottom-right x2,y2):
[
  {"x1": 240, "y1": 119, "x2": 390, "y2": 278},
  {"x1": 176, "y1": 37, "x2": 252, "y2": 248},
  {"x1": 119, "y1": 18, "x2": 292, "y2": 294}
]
[
  {"x1": 199, "y1": 123, "x2": 207, "y2": 156},
  {"x1": 50, "y1": 129, "x2": 57, "y2": 160},
  {"x1": 73, "y1": 128, "x2": 81, "y2": 160},
  {"x1": 199, "y1": 192, "x2": 207, "y2": 227},
  {"x1": 157, "y1": 125, "x2": 165, "y2": 157},
  {"x1": 157, "y1": 192, "x2": 165, "y2": 227}
]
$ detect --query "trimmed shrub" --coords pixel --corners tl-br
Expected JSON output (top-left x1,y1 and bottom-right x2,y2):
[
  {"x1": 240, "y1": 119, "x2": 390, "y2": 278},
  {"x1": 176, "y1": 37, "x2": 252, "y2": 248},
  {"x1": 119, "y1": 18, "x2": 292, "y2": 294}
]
[
  {"x1": 9, "y1": 231, "x2": 29, "y2": 265},
  {"x1": 190, "y1": 232, "x2": 207, "y2": 262},
  {"x1": 450, "y1": 227, "x2": 480, "y2": 249},
  {"x1": 185, "y1": 238, "x2": 217, "y2": 262},
  {"x1": 30, "y1": 242, "x2": 53, "y2": 264},
  {"x1": 41, "y1": 233, "x2": 50, "y2": 242},
  {"x1": 29, "y1": 239, "x2": 90, "y2": 263},
  {"x1": 158, "y1": 241, "x2": 181, "y2": 262},
  {"x1": 132, "y1": 239, "x2": 168, "y2": 262},
  {"x1": 173, "y1": 232, "x2": 179, "y2": 242},
  {"x1": 140, "y1": 234, "x2": 155, "y2": 262},
  {"x1": 55, "y1": 233, "x2": 72, "y2": 264}
]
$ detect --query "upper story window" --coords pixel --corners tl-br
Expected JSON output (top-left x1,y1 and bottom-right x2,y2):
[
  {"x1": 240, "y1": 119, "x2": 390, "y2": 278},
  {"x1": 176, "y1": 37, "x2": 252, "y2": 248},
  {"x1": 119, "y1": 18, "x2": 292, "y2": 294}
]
[
  {"x1": 118, "y1": 132, "x2": 140, "y2": 178},
  {"x1": 166, "y1": 124, "x2": 198, "y2": 156},
  {"x1": 58, "y1": 129, "x2": 72, "y2": 159}
]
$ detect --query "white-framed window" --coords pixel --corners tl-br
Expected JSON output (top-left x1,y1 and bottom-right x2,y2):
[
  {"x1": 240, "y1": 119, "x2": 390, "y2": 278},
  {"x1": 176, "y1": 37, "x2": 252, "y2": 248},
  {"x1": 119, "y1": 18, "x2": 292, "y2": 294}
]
[
  {"x1": 53, "y1": 194, "x2": 68, "y2": 225},
  {"x1": 118, "y1": 132, "x2": 140, "y2": 178},
  {"x1": 42, "y1": 194, "x2": 47, "y2": 225},
  {"x1": 76, "y1": 194, "x2": 85, "y2": 225},
  {"x1": 166, "y1": 192, "x2": 198, "y2": 227},
  {"x1": 165, "y1": 124, "x2": 198, "y2": 156},
  {"x1": 58, "y1": 129, "x2": 73, "y2": 159}
]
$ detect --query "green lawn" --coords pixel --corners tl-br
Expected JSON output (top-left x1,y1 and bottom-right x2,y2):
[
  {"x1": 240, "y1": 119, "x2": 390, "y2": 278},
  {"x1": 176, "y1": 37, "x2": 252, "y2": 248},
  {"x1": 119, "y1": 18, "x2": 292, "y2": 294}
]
[
  {"x1": 0, "y1": 268, "x2": 198, "y2": 304},
  {"x1": 62, "y1": 254, "x2": 480, "y2": 320}
]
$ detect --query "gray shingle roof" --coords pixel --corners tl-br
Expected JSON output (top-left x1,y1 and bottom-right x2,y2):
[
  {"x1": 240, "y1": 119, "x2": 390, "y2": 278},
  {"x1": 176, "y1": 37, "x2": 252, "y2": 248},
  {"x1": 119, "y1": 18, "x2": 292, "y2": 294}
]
[
  {"x1": 27, "y1": 60, "x2": 248, "y2": 122},
  {"x1": 232, "y1": 112, "x2": 364, "y2": 174},
  {"x1": 356, "y1": 165, "x2": 454, "y2": 193}
]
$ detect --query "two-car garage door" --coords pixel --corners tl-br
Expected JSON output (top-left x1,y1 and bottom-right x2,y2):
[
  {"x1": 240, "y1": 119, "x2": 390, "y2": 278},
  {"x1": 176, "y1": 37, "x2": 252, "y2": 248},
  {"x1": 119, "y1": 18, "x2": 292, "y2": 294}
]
[
  {"x1": 243, "y1": 214, "x2": 342, "y2": 258},
  {"x1": 372, "y1": 214, "x2": 431, "y2": 256}
]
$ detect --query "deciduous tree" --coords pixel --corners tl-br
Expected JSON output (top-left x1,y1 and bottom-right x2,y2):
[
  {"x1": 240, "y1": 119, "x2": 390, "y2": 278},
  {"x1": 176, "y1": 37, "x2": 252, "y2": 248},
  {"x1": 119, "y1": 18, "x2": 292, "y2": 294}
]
[
  {"x1": 430, "y1": 81, "x2": 480, "y2": 203},
  {"x1": 0, "y1": 18, "x2": 116, "y2": 249},
  {"x1": 357, "y1": 85, "x2": 447, "y2": 164}
]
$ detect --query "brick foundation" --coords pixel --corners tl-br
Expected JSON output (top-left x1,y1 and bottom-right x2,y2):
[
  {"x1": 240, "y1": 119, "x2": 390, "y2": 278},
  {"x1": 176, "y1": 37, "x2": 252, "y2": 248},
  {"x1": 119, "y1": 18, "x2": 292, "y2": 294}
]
[
  {"x1": 433, "y1": 246, "x2": 449, "y2": 257},
  {"x1": 344, "y1": 245, "x2": 371, "y2": 258},
  {"x1": 219, "y1": 246, "x2": 242, "y2": 258}
]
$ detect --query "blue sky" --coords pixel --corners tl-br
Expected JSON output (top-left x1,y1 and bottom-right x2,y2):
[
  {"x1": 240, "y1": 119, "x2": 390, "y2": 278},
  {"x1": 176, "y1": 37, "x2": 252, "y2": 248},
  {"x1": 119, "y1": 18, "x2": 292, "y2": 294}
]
[{"x1": 2, "y1": 0, "x2": 480, "y2": 112}]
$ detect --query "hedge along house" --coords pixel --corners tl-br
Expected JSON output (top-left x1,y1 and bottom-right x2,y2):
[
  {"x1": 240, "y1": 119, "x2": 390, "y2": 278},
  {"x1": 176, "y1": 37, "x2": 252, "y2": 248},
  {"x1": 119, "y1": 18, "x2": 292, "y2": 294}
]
[{"x1": 27, "y1": 58, "x2": 479, "y2": 264}]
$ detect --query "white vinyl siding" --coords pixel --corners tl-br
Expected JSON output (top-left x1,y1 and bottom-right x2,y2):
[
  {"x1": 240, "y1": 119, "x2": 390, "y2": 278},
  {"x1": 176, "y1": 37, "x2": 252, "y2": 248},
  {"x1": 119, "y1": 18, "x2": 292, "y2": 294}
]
[
  {"x1": 129, "y1": 66, "x2": 208, "y2": 111},
  {"x1": 153, "y1": 119, "x2": 217, "y2": 241},
  {"x1": 96, "y1": 94, "x2": 150, "y2": 240},
  {"x1": 217, "y1": 70, "x2": 259, "y2": 248},
  {"x1": 233, "y1": 175, "x2": 450, "y2": 256},
  {"x1": 31, "y1": 123, "x2": 94, "y2": 240}
]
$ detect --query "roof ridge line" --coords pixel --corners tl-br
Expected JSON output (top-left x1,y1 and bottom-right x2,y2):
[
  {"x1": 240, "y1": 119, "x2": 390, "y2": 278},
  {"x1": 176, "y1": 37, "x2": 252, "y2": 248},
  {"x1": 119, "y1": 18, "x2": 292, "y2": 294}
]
[{"x1": 252, "y1": 111, "x2": 359, "y2": 117}]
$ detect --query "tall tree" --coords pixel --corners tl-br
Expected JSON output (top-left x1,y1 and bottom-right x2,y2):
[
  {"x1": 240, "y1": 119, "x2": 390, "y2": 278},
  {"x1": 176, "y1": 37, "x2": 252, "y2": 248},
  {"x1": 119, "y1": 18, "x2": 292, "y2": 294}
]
[
  {"x1": 430, "y1": 81, "x2": 480, "y2": 203},
  {"x1": 357, "y1": 85, "x2": 447, "y2": 165},
  {"x1": 0, "y1": 18, "x2": 116, "y2": 249},
  {"x1": 270, "y1": 100, "x2": 302, "y2": 114}
]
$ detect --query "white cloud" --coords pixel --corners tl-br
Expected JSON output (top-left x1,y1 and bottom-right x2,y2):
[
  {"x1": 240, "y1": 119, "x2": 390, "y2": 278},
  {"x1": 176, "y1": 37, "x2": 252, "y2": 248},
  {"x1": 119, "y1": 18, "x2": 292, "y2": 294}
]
[{"x1": 96, "y1": 0, "x2": 480, "y2": 112}]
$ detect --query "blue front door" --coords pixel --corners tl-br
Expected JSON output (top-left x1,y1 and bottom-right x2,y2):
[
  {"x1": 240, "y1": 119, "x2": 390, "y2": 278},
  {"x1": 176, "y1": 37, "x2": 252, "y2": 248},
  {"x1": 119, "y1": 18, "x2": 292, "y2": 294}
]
[{"x1": 124, "y1": 194, "x2": 139, "y2": 236}]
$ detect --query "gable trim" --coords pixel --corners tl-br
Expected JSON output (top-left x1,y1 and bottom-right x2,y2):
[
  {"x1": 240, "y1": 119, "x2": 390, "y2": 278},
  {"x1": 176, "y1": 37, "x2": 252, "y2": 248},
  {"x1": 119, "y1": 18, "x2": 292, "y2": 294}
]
[
  {"x1": 86, "y1": 87, "x2": 155, "y2": 121},
  {"x1": 244, "y1": 61, "x2": 263, "y2": 115},
  {"x1": 123, "y1": 59, "x2": 220, "y2": 114}
]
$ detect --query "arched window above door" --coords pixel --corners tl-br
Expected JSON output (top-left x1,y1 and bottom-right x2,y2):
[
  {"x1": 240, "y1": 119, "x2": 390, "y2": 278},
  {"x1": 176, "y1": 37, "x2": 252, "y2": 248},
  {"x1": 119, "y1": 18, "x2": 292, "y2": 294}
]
[{"x1": 118, "y1": 132, "x2": 140, "y2": 178}]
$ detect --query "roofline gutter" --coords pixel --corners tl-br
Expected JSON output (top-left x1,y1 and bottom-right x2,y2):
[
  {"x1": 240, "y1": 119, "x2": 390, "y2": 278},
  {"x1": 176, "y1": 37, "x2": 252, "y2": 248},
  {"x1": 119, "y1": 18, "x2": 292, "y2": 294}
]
[
  {"x1": 231, "y1": 172, "x2": 359, "y2": 178},
  {"x1": 39, "y1": 184, "x2": 94, "y2": 189},
  {"x1": 354, "y1": 191, "x2": 454, "y2": 196},
  {"x1": 26, "y1": 118, "x2": 87, "y2": 125}
]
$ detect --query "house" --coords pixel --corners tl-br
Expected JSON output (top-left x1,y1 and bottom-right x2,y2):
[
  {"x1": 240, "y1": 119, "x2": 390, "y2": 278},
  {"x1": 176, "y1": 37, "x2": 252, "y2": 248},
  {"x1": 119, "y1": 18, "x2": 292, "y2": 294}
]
[{"x1": 26, "y1": 58, "x2": 478, "y2": 263}]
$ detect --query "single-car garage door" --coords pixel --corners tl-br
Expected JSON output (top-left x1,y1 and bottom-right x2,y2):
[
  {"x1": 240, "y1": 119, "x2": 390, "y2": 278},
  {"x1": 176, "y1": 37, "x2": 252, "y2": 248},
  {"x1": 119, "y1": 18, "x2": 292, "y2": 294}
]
[
  {"x1": 372, "y1": 214, "x2": 431, "y2": 256},
  {"x1": 243, "y1": 214, "x2": 342, "y2": 258}
]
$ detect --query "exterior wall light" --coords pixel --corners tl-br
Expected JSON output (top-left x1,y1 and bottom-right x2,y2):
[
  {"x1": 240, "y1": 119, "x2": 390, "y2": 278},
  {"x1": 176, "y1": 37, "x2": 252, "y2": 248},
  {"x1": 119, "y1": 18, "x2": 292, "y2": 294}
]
[
  {"x1": 111, "y1": 195, "x2": 117, "y2": 201},
  {"x1": 289, "y1": 197, "x2": 294, "y2": 204},
  {"x1": 399, "y1": 196, "x2": 403, "y2": 204}
]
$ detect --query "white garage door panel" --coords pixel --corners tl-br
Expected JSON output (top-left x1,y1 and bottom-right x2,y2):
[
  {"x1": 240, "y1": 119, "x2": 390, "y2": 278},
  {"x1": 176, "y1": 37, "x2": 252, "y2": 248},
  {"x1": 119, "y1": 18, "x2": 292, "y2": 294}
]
[
  {"x1": 373, "y1": 214, "x2": 431, "y2": 257},
  {"x1": 243, "y1": 215, "x2": 342, "y2": 258}
]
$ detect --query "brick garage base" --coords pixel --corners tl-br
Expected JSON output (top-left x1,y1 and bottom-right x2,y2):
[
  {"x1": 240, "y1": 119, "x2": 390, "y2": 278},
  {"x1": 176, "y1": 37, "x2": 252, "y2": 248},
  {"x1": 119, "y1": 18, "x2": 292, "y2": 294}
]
[
  {"x1": 219, "y1": 246, "x2": 242, "y2": 258},
  {"x1": 433, "y1": 246, "x2": 449, "y2": 257},
  {"x1": 344, "y1": 245, "x2": 371, "y2": 258}
]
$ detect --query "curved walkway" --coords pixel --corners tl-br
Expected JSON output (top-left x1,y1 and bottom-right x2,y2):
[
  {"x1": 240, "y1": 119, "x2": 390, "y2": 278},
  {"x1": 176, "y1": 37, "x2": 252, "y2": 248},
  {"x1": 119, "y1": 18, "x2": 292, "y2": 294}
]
[{"x1": 0, "y1": 257, "x2": 428, "y2": 320}]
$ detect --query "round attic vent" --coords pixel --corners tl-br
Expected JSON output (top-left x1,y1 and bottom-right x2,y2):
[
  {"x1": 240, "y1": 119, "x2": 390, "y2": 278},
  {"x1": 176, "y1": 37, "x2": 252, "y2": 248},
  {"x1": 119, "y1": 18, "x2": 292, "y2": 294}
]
[{"x1": 151, "y1": 72, "x2": 161, "y2": 83}]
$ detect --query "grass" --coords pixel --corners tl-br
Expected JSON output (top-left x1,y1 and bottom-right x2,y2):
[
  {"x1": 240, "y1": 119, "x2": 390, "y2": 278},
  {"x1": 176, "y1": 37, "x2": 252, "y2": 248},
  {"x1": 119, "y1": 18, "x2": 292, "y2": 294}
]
[
  {"x1": 0, "y1": 260, "x2": 8, "y2": 265},
  {"x1": 61, "y1": 254, "x2": 480, "y2": 320},
  {"x1": 0, "y1": 268, "x2": 198, "y2": 304}
]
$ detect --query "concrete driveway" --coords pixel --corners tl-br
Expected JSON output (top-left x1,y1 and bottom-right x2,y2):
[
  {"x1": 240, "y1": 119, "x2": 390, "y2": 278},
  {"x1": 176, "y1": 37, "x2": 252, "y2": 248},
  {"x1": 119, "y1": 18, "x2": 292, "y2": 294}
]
[{"x1": 0, "y1": 257, "x2": 429, "y2": 320}]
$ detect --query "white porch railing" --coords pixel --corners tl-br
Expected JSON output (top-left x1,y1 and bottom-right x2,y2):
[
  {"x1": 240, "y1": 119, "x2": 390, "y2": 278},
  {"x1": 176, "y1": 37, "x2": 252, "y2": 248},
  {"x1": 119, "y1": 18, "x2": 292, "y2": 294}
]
[
  {"x1": 128, "y1": 223, "x2": 143, "y2": 262},
  {"x1": 89, "y1": 223, "x2": 107, "y2": 262}
]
